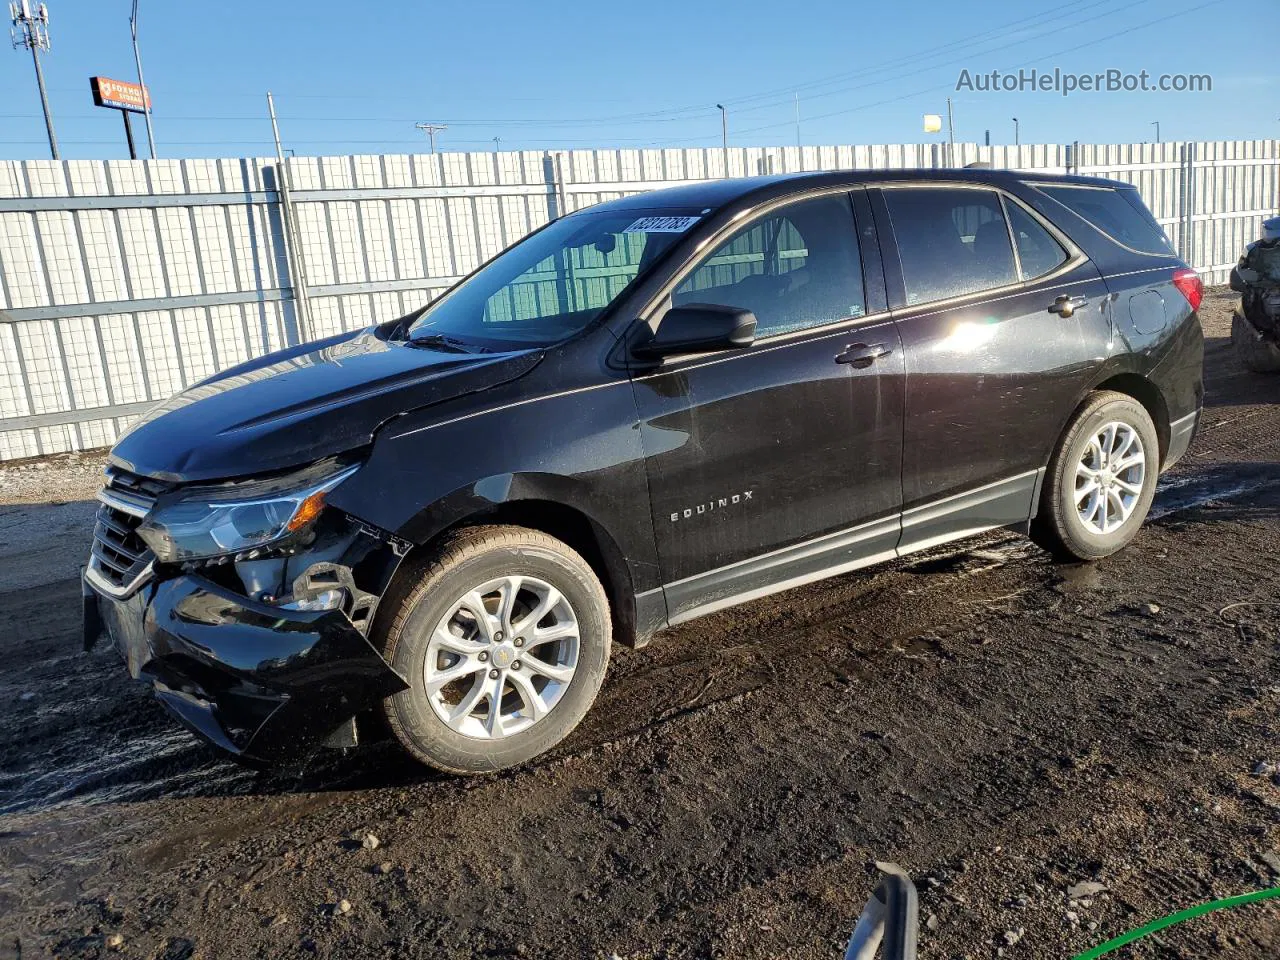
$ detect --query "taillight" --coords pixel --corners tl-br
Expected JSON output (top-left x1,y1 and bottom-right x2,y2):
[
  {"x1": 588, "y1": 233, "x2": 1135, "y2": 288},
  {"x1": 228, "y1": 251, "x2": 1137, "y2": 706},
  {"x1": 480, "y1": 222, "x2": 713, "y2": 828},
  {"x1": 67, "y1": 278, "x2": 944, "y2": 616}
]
[{"x1": 1172, "y1": 268, "x2": 1203, "y2": 311}]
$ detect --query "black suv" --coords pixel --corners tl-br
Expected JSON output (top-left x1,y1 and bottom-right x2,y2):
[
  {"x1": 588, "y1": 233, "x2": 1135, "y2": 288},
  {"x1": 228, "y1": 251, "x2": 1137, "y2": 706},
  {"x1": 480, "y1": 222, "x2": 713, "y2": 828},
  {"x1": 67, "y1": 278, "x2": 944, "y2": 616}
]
[{"x1": 84, "y1": 170, "x2": 1204, "y2": 773}]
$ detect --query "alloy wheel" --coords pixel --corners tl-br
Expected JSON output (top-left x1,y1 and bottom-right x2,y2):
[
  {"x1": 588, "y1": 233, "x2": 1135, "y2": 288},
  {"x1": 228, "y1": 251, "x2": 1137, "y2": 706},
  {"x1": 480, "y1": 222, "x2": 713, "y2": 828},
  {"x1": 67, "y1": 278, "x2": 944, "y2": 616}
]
[
  {"x1": 1075, "y1": 420, "x2": 1146, "y2": 535},
  {"x1": 423, "y1": 575, "x2": 580, "y2": 739}
]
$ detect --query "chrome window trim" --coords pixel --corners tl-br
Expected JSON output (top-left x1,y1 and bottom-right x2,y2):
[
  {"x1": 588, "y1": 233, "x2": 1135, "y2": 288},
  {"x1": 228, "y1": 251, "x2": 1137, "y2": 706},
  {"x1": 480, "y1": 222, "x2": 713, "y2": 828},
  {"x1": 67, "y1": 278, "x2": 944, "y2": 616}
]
[
  {"x1": 998, "y1": 191, "x2": 1074, "y2": 282},
  {"x1": 637, "y1": 184, "x2": 872, "y2": 336},
  {"x1": 885, "y1": 265, "x2": 1092, "y2": 323},
  {"x1": 873, "y1": 180, "x2": 1090, "y2": 312},
  {"x1": 999, "y1": 194, "x2": 1027, "y2": 281},
  {"x1": 1021, "y1": 181, "x2": 1179, "y2": 258}
]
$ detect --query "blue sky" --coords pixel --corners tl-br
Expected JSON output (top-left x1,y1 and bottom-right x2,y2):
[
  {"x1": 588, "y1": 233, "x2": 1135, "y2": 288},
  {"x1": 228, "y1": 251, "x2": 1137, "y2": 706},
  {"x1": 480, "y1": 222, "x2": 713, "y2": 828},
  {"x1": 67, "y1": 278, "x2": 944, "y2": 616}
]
[{"x1": 0, "y1": 0, "x2": 1274, "y2": 160}]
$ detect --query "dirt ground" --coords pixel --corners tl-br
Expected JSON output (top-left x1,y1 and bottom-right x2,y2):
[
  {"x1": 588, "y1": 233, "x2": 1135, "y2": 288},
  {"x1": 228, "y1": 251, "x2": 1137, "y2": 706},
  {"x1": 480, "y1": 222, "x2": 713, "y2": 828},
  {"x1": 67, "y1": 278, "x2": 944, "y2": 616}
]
[{"x1": 1, "y1": 288, "x2": 1278, "y2": 960}]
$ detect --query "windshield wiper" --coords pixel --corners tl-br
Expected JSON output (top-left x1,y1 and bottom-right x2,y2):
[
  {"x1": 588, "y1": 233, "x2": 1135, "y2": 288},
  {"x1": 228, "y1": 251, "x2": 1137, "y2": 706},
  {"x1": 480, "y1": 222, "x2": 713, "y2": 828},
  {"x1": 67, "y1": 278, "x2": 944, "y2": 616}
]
[{"x1": 406, "y1": 332, "x2": 475, "y2": 353}]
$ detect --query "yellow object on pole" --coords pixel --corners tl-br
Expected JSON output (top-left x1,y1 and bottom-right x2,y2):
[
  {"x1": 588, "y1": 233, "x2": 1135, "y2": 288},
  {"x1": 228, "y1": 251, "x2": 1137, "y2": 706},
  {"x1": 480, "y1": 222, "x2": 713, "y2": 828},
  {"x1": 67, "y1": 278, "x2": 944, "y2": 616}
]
[{"x1": 923, "y1": 114, "x2": 942, "y2": 134}]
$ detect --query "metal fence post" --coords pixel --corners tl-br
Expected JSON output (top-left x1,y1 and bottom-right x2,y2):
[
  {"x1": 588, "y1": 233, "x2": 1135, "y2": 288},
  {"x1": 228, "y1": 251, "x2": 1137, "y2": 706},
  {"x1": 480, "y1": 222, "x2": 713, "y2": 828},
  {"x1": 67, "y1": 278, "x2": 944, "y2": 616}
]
[
  {"x1": 1178, "y1": 141, "x2": 1197, "y2": 267},
  {"x1": 1187, "y1": 141, "x2": 1197, "y2": 270},
  {"x1": 273, "y1": 160, "x2": 313, "y2": 344},
  {"x1": 553, "y1": 151, "x2": 569, "y2": 219}
]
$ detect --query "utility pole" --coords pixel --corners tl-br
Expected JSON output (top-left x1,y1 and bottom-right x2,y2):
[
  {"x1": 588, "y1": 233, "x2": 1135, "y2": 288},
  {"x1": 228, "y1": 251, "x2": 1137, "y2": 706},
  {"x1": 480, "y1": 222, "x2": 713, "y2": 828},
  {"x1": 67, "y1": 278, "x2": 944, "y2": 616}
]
[
  {"x1": 130, "y1": 0, "x2": 156, "y2": 158},
  {"x1": 9, "y1": 1, "x2": 57, "y2": 159},
  {"x1": 267, "y1": 91, "x2": 312, "y2": 343},
  {"x1": 794, "y1": 92, "x2": 800, "y2": 149},
  {"x1": 945, "y1": 97, "x2": 955, "y2": 167},
  {"x1": 492, "y1": 136, "x2": 501, "y2": 153},
  {"x1": 716, "y1": 103, "x2": 728, "y2": 175},
  {"x1": 1151, "y1": 120, "x2": 1161, "y2": 144},
  {"x1": 1012, "y1": 117, "x2": 1019, "y2": 147},
  {"x1": 414, "y1": 121, "x2": 447, "y2": 154}
]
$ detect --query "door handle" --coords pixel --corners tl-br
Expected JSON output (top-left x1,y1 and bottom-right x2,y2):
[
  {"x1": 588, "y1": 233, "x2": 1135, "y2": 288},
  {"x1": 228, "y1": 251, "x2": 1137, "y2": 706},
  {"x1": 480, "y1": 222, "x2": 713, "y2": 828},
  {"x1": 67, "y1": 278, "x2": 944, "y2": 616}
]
[
  {"x1": 1048, "y1": 294, "x2": 1088, "y2": 317},
  {"x1": 835, "y1": 342, "x2": 892, "y2": 368}
]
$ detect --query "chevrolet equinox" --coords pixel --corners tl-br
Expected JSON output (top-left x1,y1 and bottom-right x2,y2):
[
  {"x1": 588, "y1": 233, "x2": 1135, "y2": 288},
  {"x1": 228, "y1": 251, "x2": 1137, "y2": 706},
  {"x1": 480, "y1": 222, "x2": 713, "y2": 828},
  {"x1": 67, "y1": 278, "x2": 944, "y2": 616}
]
[{"x1": 84, "y1": 170, "x2": 1204, "y2": 773}]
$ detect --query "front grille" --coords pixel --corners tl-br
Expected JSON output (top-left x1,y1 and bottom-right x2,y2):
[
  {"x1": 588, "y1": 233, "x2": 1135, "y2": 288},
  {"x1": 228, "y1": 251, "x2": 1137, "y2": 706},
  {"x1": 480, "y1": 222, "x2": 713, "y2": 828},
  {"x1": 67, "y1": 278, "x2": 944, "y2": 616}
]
[{"x1": 87, "y1": 467, "x2": 170, "y2": 597}]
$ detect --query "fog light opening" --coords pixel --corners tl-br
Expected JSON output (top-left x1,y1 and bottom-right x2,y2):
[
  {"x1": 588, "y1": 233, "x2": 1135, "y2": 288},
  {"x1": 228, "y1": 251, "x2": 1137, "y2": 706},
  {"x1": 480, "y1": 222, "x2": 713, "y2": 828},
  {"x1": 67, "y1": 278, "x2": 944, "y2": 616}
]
[{"x1": 278, "y1": 588, "x2": 347, "y2": 612}]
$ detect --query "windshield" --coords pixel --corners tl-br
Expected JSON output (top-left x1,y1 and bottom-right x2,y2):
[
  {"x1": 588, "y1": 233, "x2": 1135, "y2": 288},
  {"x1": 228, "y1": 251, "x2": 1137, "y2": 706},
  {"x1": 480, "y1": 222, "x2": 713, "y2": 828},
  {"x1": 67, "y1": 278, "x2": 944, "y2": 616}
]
[{"x1": 406, "y1": 209, "x2": 701, "y2": 348}]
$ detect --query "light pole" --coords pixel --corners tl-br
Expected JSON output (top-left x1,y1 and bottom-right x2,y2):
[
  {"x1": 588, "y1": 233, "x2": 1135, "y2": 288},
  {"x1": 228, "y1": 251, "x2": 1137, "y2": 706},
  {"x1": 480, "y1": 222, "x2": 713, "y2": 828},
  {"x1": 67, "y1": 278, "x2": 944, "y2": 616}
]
[
  {"x1": 946, "y1": 97, "x2": 955, "y2": 167},
  {"x1": 716, "y1": 103, "x2": 728, "y2": 175},
  {"x1": 1012, "y1": 117, "x2": 1019, "y2": 147},
  {"x1": 415, "y1": 122, "x2": 447, "y2": 154},
  {"x1": 1151, "y1": 120, "x2": 1161, "y2": 144},
  {"x1": 130, "y1": 0, "x2": 155, "y2": 158},
  {"x1": 9, "y1": 1, "x2": 57, "y2": 159}
]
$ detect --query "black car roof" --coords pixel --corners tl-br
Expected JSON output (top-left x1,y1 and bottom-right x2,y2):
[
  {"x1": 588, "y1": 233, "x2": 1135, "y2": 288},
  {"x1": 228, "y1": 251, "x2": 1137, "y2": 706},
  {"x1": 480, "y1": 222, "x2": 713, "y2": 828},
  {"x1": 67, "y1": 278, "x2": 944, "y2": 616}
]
[{"x1": 577, "y1": 168, "x2": 1131, "y2": 216}]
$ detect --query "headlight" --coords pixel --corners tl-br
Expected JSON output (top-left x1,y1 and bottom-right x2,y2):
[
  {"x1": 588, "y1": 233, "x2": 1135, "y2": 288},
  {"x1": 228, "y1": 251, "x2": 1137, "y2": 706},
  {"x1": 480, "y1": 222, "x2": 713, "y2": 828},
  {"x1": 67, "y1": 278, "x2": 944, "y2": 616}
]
[{"x1": 137, "y1": 460, "x2": 360, "y2": 564}]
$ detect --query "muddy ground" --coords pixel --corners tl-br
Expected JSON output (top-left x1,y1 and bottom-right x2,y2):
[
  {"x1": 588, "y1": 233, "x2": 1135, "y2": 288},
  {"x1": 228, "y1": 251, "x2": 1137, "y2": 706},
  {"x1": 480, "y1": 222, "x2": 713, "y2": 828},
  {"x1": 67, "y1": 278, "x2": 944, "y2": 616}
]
[{"x1": 1, "y1": 289, "x2": 1278, "y2": 960}]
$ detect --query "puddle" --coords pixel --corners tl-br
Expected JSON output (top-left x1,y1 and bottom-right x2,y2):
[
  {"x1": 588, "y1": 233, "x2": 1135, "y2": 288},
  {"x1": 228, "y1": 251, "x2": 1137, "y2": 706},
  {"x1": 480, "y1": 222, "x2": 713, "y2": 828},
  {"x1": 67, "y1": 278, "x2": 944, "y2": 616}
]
[
  {"x1": 1054, "y1": 563, "x2": 1102, "y2": 593},
  {"x1": 1150, "y1": 465, "x2": 1280, "y2": 519},
  {"x1": 0, "y1": 727, "x2": 254, "y2": 816}
]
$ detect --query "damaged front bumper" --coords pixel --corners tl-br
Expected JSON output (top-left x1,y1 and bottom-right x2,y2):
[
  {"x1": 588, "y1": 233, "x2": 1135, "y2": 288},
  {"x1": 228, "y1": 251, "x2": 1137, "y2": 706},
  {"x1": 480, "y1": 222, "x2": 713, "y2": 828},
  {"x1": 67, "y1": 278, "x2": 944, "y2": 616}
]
[
  {"x1": 1231, "y1": 236, "x2": 1280, "y2": 342},
  {"x1": 83, "y1": 518, "x2": 410, "y2": 765}
]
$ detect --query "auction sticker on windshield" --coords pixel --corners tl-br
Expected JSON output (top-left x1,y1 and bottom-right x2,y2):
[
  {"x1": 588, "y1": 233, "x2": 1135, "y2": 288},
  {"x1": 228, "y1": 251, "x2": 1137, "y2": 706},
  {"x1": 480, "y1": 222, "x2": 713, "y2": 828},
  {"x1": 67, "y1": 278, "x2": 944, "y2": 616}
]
[{"x1": 624, "y1": 215, "x2": 701, "y2": 233}]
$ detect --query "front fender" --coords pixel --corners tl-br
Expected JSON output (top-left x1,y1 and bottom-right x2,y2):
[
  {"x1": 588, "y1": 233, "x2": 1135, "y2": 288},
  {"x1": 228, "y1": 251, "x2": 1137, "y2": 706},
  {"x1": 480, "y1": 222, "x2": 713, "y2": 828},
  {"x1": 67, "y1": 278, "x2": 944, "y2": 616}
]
[{"x1": 326, "y1": 372, "x2": 663, "y2": 599}]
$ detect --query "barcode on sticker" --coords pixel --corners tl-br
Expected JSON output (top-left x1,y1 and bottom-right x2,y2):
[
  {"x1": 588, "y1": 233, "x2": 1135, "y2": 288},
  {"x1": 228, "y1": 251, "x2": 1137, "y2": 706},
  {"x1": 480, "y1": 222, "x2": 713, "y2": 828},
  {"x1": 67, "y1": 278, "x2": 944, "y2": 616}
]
[{"x1": 623, "y1": 216, "x2": 701, "y2": 233}]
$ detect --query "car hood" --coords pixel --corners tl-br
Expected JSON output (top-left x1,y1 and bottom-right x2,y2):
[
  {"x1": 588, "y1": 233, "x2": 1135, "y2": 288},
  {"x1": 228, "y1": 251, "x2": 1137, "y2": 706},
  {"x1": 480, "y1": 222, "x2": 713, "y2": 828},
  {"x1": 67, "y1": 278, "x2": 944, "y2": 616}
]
[{"x1": 109, "y1": 327, "x2": 542, "y2": 483}]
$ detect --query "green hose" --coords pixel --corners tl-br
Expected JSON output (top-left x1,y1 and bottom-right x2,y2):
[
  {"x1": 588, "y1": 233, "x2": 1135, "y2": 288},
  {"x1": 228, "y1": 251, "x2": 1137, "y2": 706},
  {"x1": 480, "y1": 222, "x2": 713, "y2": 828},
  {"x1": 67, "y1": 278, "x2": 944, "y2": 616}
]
[{"x1": 1072, "y1": 887, "x2": 1280, "y2": 960}]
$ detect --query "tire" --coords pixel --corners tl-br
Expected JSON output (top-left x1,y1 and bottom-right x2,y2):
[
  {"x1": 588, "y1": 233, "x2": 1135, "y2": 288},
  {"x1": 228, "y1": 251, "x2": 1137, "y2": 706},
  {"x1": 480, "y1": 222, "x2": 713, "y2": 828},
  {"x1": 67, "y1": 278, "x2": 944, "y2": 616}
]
[
  {"x1": 379, "y1": 525, "x2": 611, "y2": 774},
  {"x1": 1231, "y1": 310, "x2": 1280, "y2": 374},
  {"x1": 1031, "y1": 391, "x2": 1160, "y2": 562}
]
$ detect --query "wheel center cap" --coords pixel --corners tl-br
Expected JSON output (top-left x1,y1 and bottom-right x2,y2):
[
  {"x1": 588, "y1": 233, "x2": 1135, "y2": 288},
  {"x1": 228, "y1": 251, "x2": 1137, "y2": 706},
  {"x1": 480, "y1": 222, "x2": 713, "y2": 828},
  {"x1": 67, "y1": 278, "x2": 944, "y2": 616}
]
[{"x1": 491, "y1": 645, "x2": 515, "y2": 669}]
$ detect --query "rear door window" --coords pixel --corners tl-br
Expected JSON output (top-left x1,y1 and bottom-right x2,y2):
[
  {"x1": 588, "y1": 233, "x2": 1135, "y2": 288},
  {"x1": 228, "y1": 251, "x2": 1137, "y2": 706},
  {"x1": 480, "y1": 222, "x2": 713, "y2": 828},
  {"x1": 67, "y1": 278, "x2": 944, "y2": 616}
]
[
  {"x1": 1035, "y1": 184, "x2": 1174, "y2": 255},
  {"x1": 673, "y1": 192, "x2": 866, "y2": 338},
  {"x1": 882, "y1": 187, "x2": 1018, "y2": 305},
  {"x1": 1004, "y1": 199, "x2": 1069, "y2": 279}
]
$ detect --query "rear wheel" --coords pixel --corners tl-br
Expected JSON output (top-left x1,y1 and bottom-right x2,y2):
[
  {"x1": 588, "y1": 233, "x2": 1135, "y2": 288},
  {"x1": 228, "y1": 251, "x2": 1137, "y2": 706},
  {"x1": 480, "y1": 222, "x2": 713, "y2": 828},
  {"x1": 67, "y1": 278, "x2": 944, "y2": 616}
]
[
  {"x1": 1032, "y1": 391, "x2": 1160, "y2": 561},
  {"x1": 380, "y1": 525, "x2": 611, "y2": 774},
  {"x1": 1231, "y1": 310, "x2": 1280, "y2": 373}
]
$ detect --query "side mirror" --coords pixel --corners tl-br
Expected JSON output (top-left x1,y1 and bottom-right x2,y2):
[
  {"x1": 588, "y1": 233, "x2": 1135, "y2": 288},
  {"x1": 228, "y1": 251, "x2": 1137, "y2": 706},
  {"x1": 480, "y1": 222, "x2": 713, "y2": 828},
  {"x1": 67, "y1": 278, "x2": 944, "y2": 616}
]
[{"x1": 633, "y1": 304, "x2": 757, "y2": 360}]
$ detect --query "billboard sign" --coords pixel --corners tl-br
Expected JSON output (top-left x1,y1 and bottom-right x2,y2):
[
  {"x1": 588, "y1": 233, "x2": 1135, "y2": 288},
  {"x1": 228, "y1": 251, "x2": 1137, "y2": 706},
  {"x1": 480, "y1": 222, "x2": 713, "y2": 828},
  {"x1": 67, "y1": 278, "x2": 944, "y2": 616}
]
[{"x1": 89, "y1": 76, "x2": 151, "y2": 113}]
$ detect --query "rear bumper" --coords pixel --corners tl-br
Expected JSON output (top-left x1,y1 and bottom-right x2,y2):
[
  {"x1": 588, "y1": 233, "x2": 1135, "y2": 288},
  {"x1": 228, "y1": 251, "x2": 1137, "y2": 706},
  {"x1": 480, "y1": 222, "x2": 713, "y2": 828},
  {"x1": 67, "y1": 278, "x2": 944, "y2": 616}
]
[
  {"x1": 85, "y1": 572, "x2": 407, "y2": 764},
  {"x1": 1164, "y1": 407, "x2": 1200, "y2": 470}
]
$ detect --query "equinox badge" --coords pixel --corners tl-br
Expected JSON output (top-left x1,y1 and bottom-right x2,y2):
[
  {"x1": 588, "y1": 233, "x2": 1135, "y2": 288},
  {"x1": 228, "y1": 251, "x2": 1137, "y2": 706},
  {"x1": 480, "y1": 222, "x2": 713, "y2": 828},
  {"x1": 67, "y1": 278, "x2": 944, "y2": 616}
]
[{"x1": 670, "y1": 490, "x2": 754, "y2": 523}]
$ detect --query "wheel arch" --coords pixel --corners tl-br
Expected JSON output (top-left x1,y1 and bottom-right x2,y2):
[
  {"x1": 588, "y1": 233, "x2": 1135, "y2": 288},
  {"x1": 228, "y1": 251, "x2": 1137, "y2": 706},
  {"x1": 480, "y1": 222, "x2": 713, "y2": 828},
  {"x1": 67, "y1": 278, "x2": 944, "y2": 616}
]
[
  {"x1": 1044, "y1": 367, "x2": 1171, "y2": 473},
  {"x1": 375, "y1": 483, "x2": 644, "y2": 650},
  {"x1": 1030, "y1": 369, "x2": 1171, "y2": 531},
  {"x1": 1089, "y1": 372, "x2": 1171, "y2": 465}
]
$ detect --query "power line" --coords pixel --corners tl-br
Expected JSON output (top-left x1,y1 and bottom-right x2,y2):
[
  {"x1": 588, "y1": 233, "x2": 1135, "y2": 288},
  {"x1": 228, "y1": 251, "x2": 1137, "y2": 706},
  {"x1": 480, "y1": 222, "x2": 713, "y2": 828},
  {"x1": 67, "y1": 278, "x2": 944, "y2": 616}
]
[
  {"x1": 707, "y1": 0, "x2": 1158, "y2": 127},
  {"x1": 666, "y1": 0, "x2": 1230, "y2": 144},
  {"x1": 22, "y1": 0, "x2": 1153, "y2": 132},
  {"x1": 2, "y1": 0, "x2": 1231, "y2": 158}
]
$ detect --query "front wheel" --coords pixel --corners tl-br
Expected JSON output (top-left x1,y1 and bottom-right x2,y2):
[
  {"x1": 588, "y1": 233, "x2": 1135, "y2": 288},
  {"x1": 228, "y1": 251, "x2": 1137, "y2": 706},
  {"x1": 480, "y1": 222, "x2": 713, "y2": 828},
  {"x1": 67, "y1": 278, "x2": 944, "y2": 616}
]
[
  {"x1": 379, "y1": 525, "x2": 611, "y2": 774},
  {"x1": 1032, "y1": 391, "x2": 1160, "y2": 562}
]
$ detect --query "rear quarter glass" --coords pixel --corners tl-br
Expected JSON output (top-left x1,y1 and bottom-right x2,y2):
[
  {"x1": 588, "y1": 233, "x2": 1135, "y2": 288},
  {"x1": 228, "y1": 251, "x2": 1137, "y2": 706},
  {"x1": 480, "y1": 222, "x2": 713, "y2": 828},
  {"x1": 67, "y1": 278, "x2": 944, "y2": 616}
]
[{"x1": 1036, "y1": 184, "x2": 1175, "y2": 256}]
